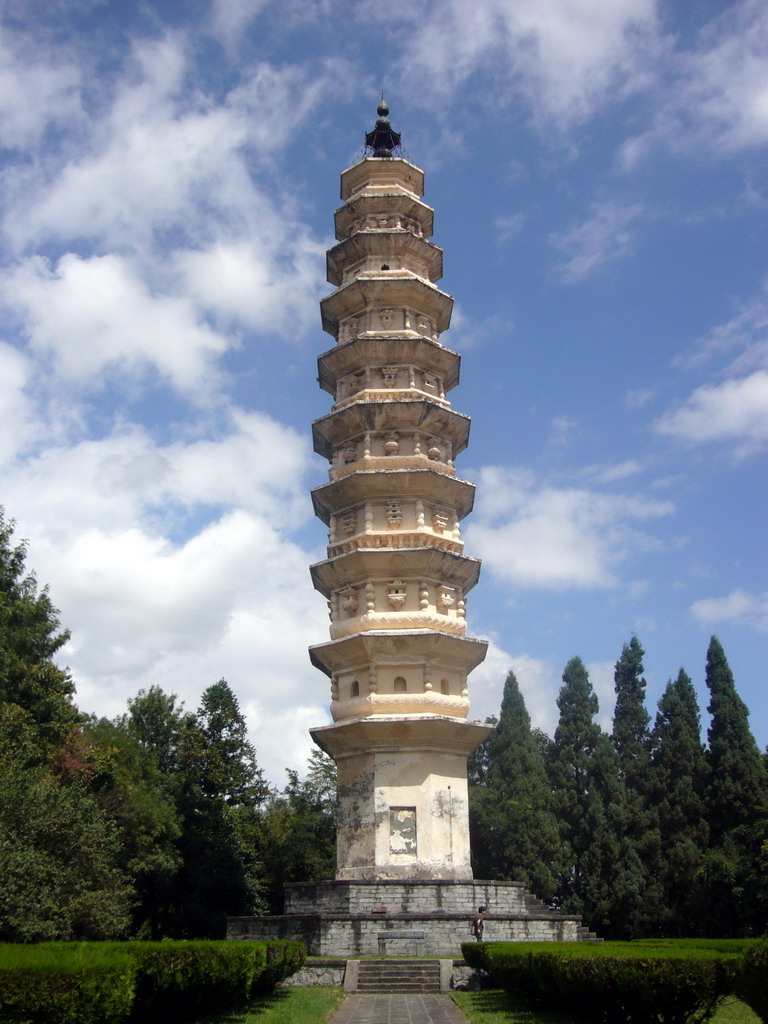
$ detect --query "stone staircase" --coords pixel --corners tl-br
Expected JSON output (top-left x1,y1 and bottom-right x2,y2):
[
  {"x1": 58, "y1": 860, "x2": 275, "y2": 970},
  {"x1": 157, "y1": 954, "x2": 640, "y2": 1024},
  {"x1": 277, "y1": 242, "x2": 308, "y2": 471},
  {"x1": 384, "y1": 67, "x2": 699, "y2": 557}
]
[{"x1": 355, "y1": 959, "x2": 442, "y2": 993}]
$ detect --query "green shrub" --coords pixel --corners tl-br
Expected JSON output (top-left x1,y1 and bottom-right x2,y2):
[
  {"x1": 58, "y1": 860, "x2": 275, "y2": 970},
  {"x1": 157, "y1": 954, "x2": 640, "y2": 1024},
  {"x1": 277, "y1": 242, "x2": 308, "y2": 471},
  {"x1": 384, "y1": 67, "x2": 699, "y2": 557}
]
[
  {"x1": 0, "y1": 940, "x2": 306, "y2": 1024},
  {"x1": 0, "y1": 944, "x2": 136, "y2": 1024},
  {"x1": 254, "y1": 941, "x2": 307, "y2": 995},
  {"x1": 116, "y1": 940, "x2": 306, "y2": 1022},
  {"x1": 462, "y1": 941, "x2": 744, "y2": 1024},
  {"x1": 737, "y1": 941, "x2": 768, "y2": 1023}
]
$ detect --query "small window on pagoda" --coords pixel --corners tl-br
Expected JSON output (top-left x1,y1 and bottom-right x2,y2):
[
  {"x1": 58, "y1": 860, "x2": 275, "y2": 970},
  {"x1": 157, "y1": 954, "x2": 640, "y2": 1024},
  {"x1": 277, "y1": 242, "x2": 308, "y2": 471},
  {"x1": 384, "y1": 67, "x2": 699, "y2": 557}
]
[
  {"x1": 441, "y1": 678, "x2": 450, "y2": 695},
  {"x1": 393, "y1": 676, "x2": 407, "y2": 693},
  {"x1": 381, "y1": 264, "x2": 390, "y2": 271},
  {"x1": 351, "y1": 680, "x2": 360, "y2": 697}
]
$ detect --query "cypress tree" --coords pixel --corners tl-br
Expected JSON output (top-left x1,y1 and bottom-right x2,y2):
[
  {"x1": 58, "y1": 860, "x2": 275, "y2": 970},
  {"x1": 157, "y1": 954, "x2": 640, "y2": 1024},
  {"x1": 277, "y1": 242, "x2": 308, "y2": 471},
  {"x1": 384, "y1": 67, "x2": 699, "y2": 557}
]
[
  {"x1": 703, "y1": 637, "x2": 768, "y2": 934},
  {"x1": 470, "y1": 671, "x2": 561, "y2": 899},
  {"x1": 550, "y1": 657, "x2": 641, "y2": 937},
  {"x1": 611, "y1": 636, "x2": 656, "y2": 934},
  {"x1": 705, "y1": 636, "x2": 765, "y2": 843},
  {"x1": 650, "y1": 670, "x2": 709, "y2": 935},
  {"x1": 612, "y1": 636, "x2": 651, "y2": 790}
]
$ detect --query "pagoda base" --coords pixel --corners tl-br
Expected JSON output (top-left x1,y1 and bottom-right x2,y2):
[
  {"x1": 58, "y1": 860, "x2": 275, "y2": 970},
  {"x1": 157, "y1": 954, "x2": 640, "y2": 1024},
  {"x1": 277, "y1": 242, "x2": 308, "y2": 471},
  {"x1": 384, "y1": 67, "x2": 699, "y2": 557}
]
[{"x1": 227, "y1": 879, "x2": 600, "y2": 956}]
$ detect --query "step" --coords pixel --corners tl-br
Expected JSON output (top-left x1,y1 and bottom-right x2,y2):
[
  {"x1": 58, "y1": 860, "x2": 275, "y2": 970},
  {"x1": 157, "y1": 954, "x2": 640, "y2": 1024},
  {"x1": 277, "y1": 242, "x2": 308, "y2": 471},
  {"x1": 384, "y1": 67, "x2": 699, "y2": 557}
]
[{"x1": 355, "y1": 959, "x2": 442, "y2": 993}]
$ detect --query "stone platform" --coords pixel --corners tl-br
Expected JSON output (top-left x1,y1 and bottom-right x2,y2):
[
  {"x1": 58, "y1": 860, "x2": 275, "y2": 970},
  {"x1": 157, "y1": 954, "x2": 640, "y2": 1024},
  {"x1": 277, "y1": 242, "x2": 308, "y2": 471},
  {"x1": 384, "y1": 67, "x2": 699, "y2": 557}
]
[{"x1": 227, "y1": 879, "x2": 599, "y2": 956}]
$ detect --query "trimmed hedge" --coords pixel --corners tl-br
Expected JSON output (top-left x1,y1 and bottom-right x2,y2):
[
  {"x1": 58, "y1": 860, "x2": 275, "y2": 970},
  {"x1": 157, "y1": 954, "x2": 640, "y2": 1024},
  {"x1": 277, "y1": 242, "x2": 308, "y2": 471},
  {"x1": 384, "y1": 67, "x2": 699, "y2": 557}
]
[
  {"x1": 0, "y1": 944, "x2": 136, "y2": 1024},
  {"x1": 737, "y1": 940, "x2": 768, "y2": 1023},
  {"x1": 0, "y1": 940, "x2": 305, "y2": 1024},
  {"x1": 461, "y1": 941, "x2": 748, "y2": 1024}
]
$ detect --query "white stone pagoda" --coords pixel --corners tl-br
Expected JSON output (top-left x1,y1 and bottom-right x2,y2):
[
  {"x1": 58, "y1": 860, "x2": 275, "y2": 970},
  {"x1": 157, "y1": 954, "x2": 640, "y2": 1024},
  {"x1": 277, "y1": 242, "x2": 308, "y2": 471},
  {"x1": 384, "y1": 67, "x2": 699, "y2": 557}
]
[
  {"x1": 228, "y1": 103, "x2": 597, "y2": 956},
  {"x1": 307, "y1": 97, "x2": 491, "y2": 883}
]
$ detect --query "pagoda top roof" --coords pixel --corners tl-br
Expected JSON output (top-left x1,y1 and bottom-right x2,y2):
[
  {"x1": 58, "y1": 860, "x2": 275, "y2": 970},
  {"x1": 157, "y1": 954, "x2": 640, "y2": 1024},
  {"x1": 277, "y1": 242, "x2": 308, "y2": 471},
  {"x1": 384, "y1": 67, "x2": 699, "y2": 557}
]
[{"x1": 364, "y1": 94, "x2": 402, "y2": 158}]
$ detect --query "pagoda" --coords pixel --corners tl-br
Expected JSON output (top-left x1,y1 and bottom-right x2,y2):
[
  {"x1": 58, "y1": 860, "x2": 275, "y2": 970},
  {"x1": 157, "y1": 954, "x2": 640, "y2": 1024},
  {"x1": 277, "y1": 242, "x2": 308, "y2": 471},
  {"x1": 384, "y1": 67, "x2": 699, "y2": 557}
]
[
  {"x1": 228, "y1": 102, "x2": 597, "y2": 957},
  {"x1": 307, "y1": 96, "x2": 491, "y2": 882}
]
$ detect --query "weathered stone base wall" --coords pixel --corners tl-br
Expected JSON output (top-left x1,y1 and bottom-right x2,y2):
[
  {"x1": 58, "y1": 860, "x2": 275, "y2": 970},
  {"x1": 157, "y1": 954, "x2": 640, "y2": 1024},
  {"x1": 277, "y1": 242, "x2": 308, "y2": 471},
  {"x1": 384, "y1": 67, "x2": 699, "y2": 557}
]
[
  {"x1": 229, "y1": 912, "x2": 584, "y2": 956},
  {"x1": 284, "y1": 879, "x2": 550, "y2": 916},
  {"x1": 227, "y1": 879, "x2": 598, "y2": 957}
]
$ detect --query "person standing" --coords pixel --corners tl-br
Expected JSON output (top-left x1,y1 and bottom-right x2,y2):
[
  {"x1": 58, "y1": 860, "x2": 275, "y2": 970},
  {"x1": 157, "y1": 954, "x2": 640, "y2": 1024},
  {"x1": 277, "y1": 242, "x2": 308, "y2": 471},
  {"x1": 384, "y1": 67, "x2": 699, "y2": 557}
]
[{"x1": 471, "y1": 906, "x2": 487, "y2": 941}]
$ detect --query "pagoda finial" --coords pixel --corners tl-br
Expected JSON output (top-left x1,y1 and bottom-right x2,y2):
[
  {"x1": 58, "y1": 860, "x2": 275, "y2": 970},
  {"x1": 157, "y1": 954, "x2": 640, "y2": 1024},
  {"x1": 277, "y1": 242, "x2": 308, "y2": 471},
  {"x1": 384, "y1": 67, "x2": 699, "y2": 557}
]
[{"x1": 365, "y1": 93, "x2": 401, "y2": 158}]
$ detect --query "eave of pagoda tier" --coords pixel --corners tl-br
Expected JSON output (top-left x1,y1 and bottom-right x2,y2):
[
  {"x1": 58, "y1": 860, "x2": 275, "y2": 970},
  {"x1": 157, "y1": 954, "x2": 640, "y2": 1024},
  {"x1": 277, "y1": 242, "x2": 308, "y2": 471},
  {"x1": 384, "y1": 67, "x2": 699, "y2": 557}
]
[
  {"x1": 309, "y1": 631, "x2": 489, "y2": 722},
  {"x1": 327, "y1": 231, "x2": 443, "y2": 288},
  {"x1": 312, "y1": 399, "x2": 470, "y2": 462},
  {"x1": 311, "y1": 468, "x2": 475, "y2": 524},
  {"x1": 339, "y1": 157, "x2": 425, "y2": 203},
  {"x1": 334, "y1": 193, "x2": 435, "y2": 245},
  {"x1": 320, "y1": 276, "x2": 453, "y2": 339},
  {"x1": 317, "y1": 337, "x2": 461, "y2": 399},
  {"x1": 311, "y1": 546, "x2": 482, "y2": 592}
]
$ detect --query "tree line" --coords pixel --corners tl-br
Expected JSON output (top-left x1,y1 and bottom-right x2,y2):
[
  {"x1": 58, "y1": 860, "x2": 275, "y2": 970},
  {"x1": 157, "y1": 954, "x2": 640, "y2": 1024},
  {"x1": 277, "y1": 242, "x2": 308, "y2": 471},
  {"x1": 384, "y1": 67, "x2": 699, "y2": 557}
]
[
  {"x1": 1, "y1": 507, "x2": 766, "y2": 941},
  {"x1": 469, "y1": 636, "x2": 768, "y2": 938}
]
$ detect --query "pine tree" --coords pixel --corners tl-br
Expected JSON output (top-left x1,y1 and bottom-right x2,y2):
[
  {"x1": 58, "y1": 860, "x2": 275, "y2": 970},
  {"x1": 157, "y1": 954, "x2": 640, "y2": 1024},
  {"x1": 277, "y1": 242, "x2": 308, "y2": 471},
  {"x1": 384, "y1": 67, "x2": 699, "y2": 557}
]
[
  {"x1": 170, "y1": 680, "x2": 269, "y2": 936},
  {"x1": 612, "y1": 636, "x2": 651, "y2": 791},
  {"x1": 611, "y1": 636, "x2": 656, "y2": 934},
  {"x1": 705, "y1": 636, "x2": 765, "y2": 843},
  {"x1": 550, "y1": 657, "x2": 641, "y2": 937},
  {"x1": 470, "y1": 671, "x2": 561, "y2": 899},
  {"x1": 650, "y1": 670, "x2": 709, "y2": 935},
  {"x1": 703, "y1": 637, "x2": 768, "y2": 935}
]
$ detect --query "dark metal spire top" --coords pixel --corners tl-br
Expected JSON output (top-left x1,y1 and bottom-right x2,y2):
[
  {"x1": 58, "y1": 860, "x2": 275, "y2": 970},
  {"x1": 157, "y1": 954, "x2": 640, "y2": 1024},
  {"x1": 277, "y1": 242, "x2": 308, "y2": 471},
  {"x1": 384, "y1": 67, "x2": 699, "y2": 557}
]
[{"x1": 364, "y1": 93, "x2": 401, "y2": 158}]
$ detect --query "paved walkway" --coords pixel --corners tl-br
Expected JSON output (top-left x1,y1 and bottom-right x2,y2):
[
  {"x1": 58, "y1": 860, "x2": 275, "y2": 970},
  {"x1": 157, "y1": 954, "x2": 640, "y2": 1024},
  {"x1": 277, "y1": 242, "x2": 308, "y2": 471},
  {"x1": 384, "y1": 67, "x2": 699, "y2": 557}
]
[{"x1": 326, "y1": 993, "x2": 469, "y2": 1024}]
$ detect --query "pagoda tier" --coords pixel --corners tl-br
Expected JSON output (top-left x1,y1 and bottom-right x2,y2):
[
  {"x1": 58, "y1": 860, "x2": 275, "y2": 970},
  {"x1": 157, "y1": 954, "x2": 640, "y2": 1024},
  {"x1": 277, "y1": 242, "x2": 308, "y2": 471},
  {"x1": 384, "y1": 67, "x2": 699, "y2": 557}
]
[
  {"x1": 309, "y1": 105, "x2": 489, "y2": 882},
  {"x1": 317, "y1": 335, "x2": 461, "y2": 400}
]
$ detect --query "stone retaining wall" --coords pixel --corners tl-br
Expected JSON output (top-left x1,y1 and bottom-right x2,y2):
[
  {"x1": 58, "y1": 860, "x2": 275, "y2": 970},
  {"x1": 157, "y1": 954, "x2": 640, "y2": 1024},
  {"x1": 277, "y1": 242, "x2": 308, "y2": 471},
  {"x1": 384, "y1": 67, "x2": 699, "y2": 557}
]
[{"x1": 228, "y1": 912, "x2": 582, "y2": 957}]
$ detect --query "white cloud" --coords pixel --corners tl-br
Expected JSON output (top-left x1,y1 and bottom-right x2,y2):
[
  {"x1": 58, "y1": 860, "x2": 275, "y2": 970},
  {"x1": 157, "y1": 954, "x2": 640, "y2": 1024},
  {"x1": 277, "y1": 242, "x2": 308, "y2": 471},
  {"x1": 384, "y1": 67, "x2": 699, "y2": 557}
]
[
  {"x1": 55, "y1": 510, "x2": 329, "y2": 787},
  {"x1": 0, "y1": 26, "x2": 83, "y2": 149},
  {"x1": 690, "y1": 590, "x2": 768, "y2": 632},
  {"x1": 655, "y1": 370, "x2": 768, "y2": 451},
  {"x1": 466, "y1": 466, "x2": 673, "y2": 589},
  {"x1": 1, "y1": 253, "x2": 229, "y2": 394},
  {"x1": 0, "y1": 341, "x2": 35, "y2": 464},
  {"x1": 583, "y1": 459, "x2": 645, "y2": 483},
  {"x1": 676, "y1": 291, "x2": 768, "y2": 372},
  {"x1": 4, "y1": 410, "x2": 320, "y2": 786},
  {"x1": 210, "y1": 0, "x2": 272, "y2": 48},
  {"x1": 384, "y1": 0, "x2": 659, "y2": 129},
  {"x1": 550, "y1": 414, "x2": 578, "y2": 446},
  {"x1": 621, "y1": 0, "x2": 768, "y2": 161},
  {"x1": 174, "y1": 236, "x2": 323, "y2": 336},
  {"x1": 4, "y1": 412, "x2": 311, "y2": 538},
  {"x1": 551, "y1": 201, "x2": 643, "y2": 280}
]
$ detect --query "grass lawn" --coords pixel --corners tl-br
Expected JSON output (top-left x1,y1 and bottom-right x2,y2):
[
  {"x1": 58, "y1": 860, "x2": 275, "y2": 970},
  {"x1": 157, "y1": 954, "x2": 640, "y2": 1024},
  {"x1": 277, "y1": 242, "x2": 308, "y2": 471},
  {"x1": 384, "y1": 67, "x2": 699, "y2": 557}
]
[
  {"x1": 197, "y1": 986, "x2": 345, "y2": 1024},
  {"x1": 451, "y1": 991, "x2": 762, "y2": 1024}
]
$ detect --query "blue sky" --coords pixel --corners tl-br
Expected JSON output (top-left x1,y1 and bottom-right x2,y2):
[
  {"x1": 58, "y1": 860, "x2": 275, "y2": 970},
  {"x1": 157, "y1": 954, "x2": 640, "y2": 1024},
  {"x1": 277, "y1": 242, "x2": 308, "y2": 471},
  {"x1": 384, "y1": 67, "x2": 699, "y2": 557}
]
[{"x1": 0, "y1": 0, "x2": 765, "y2": 784}]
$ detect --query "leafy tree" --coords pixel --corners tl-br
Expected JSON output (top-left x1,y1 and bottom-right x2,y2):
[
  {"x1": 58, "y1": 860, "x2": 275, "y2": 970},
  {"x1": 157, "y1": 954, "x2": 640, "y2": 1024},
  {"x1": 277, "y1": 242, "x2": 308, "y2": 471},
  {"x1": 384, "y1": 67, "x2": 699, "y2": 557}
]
[
  {"x1": 0, "y1": 510, "x2": 78, "y2": 749},
  {"x1": 470, "y1": 671, "x2": 561, "y2": 899},
  {"x1": 649, "y1": 670, "x2": 709, "y2": 935},
  {"x1": 125, "y1": 685, "x2": 192, "y2": 775},
  {"x1": 0, "y1": 720, "x2": 132, "y2": 941},
  {"x1": 261, "y1": 748, "x2": 337, "y2": 912},
  {"x1": 83, "y1": 716, "x2": 183, "y2": 938}
]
